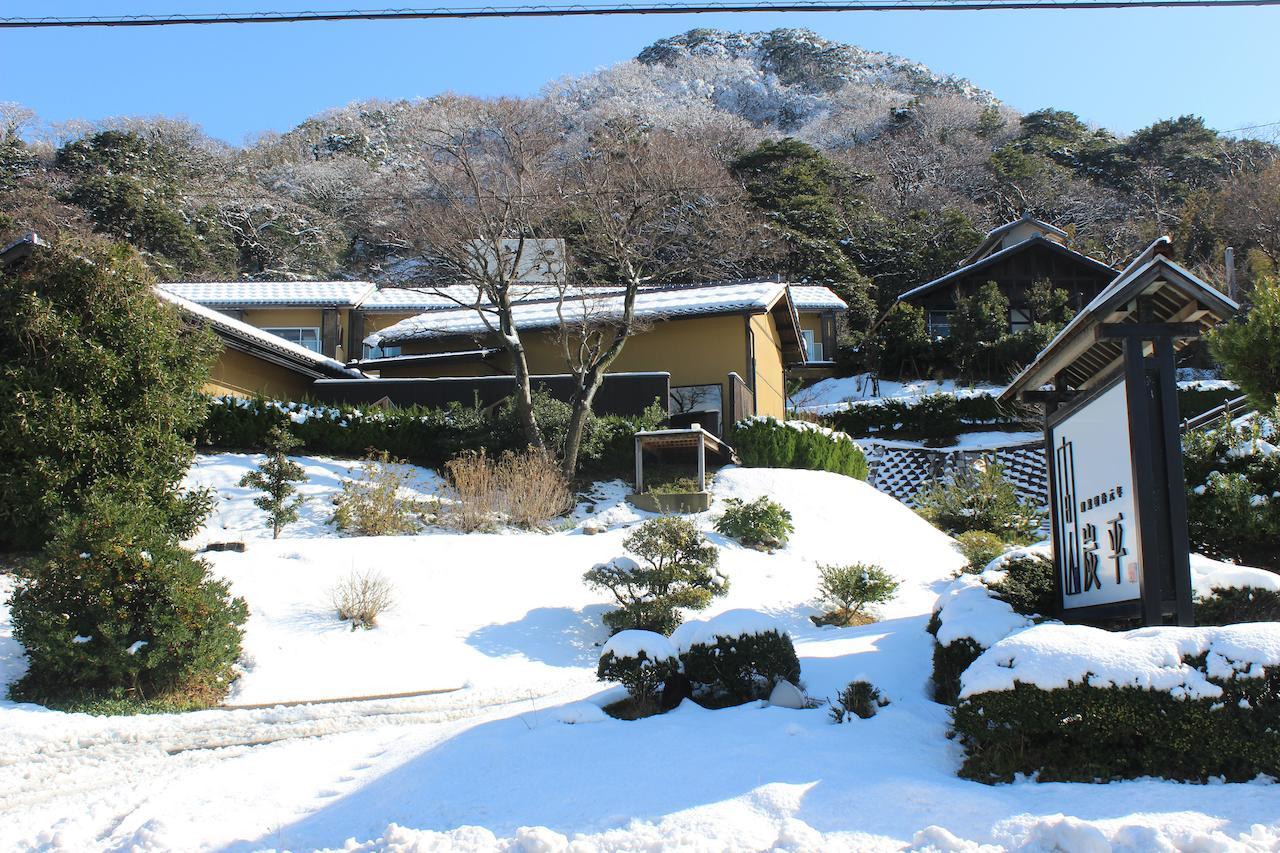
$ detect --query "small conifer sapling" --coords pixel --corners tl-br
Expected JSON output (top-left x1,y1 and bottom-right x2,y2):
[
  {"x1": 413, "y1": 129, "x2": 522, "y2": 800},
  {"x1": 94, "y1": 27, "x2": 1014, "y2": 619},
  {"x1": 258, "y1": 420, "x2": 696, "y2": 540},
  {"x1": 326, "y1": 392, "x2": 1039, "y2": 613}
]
[{"x1": 239, "y1": 425, "x2": 306, "y2": 538}]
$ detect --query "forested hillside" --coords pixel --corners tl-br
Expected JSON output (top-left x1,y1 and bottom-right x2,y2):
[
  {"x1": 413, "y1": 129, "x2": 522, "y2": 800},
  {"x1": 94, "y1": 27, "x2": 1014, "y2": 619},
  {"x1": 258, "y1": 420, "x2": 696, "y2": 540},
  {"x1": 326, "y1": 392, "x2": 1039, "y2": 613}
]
[{"x1": 2, "y1": 27, "x2": 1277, "y2": 343}]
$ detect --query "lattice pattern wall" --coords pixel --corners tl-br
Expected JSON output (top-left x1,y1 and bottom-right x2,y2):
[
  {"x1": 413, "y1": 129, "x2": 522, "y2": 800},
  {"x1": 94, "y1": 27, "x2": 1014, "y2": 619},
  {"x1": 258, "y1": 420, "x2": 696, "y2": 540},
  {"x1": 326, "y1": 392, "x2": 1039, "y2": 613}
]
[{"x1": 864, "y1": 441, "x2": 1048, "y2": 515}]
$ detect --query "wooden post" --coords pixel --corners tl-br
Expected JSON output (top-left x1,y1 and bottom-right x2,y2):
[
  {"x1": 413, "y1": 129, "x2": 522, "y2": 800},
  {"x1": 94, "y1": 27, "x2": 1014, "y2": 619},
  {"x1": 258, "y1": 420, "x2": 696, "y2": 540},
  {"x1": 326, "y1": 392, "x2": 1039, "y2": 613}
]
[
  {"x1": 697, "y1": 431, "x2": 706, "y2": 493},
  {"x1": 1155, "y1": 336, "x2": 1196, "y2": 626},
  {"x1": 634, "y1": 435, "x2": 644, "y2": 494},
  {"x1": 1123, "y1": 336, "x2": 1165, "y2": 626}
]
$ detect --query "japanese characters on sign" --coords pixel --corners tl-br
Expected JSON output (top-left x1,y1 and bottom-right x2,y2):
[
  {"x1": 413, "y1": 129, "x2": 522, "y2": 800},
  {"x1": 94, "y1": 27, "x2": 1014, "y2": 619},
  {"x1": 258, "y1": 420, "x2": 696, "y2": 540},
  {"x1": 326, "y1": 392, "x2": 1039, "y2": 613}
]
[{"x1": 1048, "y1": 377, "x2": 1142, "y2": 609}]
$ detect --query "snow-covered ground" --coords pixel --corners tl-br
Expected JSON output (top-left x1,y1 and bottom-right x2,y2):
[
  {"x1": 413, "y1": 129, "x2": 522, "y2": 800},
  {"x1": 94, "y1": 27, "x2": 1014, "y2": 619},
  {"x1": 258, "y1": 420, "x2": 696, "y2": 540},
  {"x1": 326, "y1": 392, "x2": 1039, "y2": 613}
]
[
  {"x1": 789, "y1": 373, "x2": 1004, "y2": 415},
  {"x1": 1, "y1": 456, "x2": 1278, "y2": 852}
]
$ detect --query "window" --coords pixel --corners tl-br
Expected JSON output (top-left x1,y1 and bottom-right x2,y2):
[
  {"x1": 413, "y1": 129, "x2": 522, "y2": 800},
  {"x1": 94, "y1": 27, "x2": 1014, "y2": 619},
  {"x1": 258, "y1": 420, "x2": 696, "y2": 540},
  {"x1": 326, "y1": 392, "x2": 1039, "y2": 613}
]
[
  {"x1": 926, "y1": 311, "x2": 953, "y2": 339},
  {"x1": 263, "y1": 327, "x2": 321, "y2": 353},
  {"x1": 1009, "y1": 308, "x2": 1033, "y2": 333},
  {"x1": 363, "y1": 343, "x2": 402, "y2": 360},
  {"x1": 670, "y1": 384, "x2": 723, "y2": 415},
  {"x1": 802, "y1": 329, "x2": 824, "y2": 362}
]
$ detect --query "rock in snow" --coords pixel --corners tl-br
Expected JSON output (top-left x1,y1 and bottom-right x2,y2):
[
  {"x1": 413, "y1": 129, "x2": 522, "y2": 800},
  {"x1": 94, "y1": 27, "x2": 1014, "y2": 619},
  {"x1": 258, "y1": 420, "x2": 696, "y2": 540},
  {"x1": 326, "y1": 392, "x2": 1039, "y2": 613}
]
[{"x1": 767, "y1": 679, "x2": 808, "y2": 709}]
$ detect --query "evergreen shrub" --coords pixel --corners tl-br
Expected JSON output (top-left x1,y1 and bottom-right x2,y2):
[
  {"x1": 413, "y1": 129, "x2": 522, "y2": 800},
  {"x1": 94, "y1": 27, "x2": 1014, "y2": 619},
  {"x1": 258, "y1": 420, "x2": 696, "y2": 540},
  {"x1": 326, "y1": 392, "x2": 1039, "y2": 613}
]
[
  {"x1": 714, "y1": 496, "x2": 794, "y2": 551},
  {"x1": 954, "y1": 531, "x2": 1008, "y2": 573},
  {"x1": 1182, "y1": 415, "x2": 1280, "y2": 570},
  {"x1": 915, "y1": 461, "x2": 1043, "y2": 543},
  {"x1": 925, "y1": 612, "x2": 985, "y2": 706},
  {"x1": 814, "y1": 563, "x2": 899, "y2": 626},
  {"x1": 0, "y1": 241, "x2": 219, "y2": 549},
  {"x1": 584, "y1": 517, "x2": 727, "y2": 634},
  {"x1": 985, "y1": 553, "x2": 1057, "y2": 617},
  {"x1": 196, "y1": 394, "x2": 665, "y2": 480},
  {"x1": 8, "y1": 490, "x2": 248, "y2": 708},
  {"x1": 830, "y1": 679, "x2": 889, "y2": 722},
  {"x1": 954, "y1": 670, "x2": 1280, "y2": 783},
  {"x1": 682, "y1": 625, "x2": 802, "y2": 705},
  {"x1": 1195, "y1": 586, "x2": 1280, "y2": 625},
  {"x1": 824, "y1": 395, "x2": 1028, "y2": 444},
  {"x1": 729, "y1": 417, "x2": 868, "y2": 479},
  {"x1": 596, "y1": 631, "x2": 681, "y2": 716}
]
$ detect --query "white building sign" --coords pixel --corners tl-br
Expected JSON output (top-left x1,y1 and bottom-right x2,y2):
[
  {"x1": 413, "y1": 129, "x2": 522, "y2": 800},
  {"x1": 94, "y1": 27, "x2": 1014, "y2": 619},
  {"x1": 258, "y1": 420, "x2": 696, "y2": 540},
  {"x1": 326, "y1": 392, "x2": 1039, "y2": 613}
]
[{"x1": 1048, "y1": 377, "x2": 1143, "y2": 609}]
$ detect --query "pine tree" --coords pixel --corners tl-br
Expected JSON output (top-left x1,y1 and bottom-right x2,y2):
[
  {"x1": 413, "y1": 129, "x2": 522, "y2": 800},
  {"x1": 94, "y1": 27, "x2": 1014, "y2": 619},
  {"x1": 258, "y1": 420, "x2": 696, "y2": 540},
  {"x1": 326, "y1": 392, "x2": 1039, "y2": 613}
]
[
  {"x1": 239, "y1": 424, "x2": 306, "y2": 539},
  {"x1": 1210, "y1": 276, "x2": 1280, "y2": 411}
]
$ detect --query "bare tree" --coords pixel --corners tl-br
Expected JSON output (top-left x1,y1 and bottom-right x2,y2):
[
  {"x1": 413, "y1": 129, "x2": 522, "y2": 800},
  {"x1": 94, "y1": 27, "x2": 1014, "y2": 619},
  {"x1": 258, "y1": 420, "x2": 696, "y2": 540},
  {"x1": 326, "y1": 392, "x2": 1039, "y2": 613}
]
[
  {"x1": 552, "y1": 119, "x2": 767, "y2": 475},
  {"x1": 384, "y1": 97, "x2": 567, "y2": 450}
]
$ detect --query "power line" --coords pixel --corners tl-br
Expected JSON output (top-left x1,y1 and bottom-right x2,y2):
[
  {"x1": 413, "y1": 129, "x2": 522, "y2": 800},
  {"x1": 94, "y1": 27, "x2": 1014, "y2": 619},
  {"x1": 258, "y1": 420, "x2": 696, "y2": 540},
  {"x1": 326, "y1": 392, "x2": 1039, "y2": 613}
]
[
  {"x1": 1221, "y1": 119, "x2": 1280, "y2": 133},
  {"x1": 3, "y1": 0, "x2": 1280, "y2": 28}
]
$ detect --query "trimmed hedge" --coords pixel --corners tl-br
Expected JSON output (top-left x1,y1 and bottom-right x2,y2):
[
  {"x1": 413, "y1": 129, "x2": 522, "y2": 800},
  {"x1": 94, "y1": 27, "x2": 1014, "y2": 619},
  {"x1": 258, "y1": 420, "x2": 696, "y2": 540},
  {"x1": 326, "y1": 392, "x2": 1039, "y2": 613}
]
[
  {"x1": 682, "y1": 629, "x2": 801, "y2": 704},
  {"x1": 195, "y1": 394, "x2": 664, "y2": 480},
  {"x1": 925, "y1": 612, "x2": 986, "y2": 706},
  {"x1": 728, "y1": 417, "x2": 868, "y2": 479},
  {"x1": 954, "y1": 668, "x2": 1280, "y2": 783},
  {"x1": 823, "y1": 394, "x2": 1030, "y2": 444}
]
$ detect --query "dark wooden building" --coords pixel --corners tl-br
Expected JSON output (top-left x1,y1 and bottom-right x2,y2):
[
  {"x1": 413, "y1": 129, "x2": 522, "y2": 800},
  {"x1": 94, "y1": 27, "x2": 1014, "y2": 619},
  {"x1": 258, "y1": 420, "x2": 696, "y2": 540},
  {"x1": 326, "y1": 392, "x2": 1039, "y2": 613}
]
[{"x1": 896, "y1": 214, "x2": 1118, "y2": 338}]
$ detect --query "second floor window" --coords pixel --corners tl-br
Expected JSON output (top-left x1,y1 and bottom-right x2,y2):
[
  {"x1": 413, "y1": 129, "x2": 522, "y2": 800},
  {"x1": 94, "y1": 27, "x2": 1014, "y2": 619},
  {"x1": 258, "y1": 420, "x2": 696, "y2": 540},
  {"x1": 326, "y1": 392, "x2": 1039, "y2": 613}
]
[
  {"x1": 802, "y1": 329, "x2": 824, "y2": 362},
  {"x1": 926, "y1": 311, "x2": 953, "y2": 339},
  {"x1": 263, "y1": 327, "x2": 322, "y2": 353},
  {"x1": 1010, "y1": 307, "x2": 1033, "y2": 333}
]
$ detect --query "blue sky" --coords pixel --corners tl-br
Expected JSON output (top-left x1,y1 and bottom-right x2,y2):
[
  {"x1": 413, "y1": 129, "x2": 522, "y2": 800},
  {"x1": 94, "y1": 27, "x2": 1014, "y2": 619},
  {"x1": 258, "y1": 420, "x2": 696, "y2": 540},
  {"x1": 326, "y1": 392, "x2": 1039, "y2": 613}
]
[{"x1": 2, "y1": 0, "x2": 1277, "y2": 145}]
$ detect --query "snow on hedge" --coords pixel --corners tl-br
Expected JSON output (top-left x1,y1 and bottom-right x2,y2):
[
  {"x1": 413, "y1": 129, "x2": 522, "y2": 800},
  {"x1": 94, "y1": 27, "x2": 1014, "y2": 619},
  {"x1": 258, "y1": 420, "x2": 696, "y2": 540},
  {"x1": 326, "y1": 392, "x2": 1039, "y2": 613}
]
[
  {"x1": 688, "y1": 608, "x2": 784, "y2": 646},
  {"x1": 734, "y1": 415, "x2": 861, "y2": 448},
  {"x1": 960, "y1": 621, "x2": 1280, "y2": 700},
  {"x1": 600, "y1": 630, "x2": 677, "y2": 663},
  {"x1": 1190, "y1": 553, "x2": 1280, "y2": 596},
  {"x1": 931, "y1": 575, "x2": 1032, "y2": 649}
]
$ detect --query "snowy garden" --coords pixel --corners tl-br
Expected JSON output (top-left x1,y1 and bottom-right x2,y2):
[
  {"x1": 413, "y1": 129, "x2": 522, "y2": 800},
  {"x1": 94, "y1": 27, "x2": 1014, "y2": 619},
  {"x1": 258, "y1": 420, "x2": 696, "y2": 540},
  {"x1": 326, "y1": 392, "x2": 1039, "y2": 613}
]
[{"x1": 3, "y1": 435, "x2": 1280, "y2": 850}]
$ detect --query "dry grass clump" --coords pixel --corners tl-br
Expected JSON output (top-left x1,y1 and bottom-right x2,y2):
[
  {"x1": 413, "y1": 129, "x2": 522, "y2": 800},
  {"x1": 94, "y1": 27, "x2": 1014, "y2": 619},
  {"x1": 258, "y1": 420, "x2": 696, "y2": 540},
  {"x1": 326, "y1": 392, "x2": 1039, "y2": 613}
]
[
  {"x1": 330, "y1": 570, "x2": 396, "y2": 630},
  {"x1": 443, "y1": 448, "x2": 573, "y2": 532},
  {"x1": 331, "y1": 450, "x2": 432, "y2": 536}
]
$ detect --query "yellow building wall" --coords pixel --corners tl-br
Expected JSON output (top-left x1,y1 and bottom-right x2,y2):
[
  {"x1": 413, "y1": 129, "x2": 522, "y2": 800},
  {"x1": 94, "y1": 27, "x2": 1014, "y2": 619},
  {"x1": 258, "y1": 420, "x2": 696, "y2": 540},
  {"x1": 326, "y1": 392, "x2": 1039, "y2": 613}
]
[
  {"x1": 241, "y1": 307, "x2": 355, "y2": 362},
  {"x1": 798, "y1": 311, "x2": 823, "y2": 338},
  {"x1": 204, "y1": 346, "x2": 314, "y2": 399},
  {"x1": 749, "y1": 312, "x2": 787, "y2": 419},
  {"x1": 396, "y1": 314, "x2": 759, "y2": 414}
]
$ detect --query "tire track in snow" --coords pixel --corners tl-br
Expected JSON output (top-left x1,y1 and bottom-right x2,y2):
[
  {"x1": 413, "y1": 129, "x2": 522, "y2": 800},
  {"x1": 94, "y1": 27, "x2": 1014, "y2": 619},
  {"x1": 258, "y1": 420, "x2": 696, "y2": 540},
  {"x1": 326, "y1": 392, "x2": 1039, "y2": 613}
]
[{"x1": 0, "y1": 680, "x2": 587, "y2": 846}]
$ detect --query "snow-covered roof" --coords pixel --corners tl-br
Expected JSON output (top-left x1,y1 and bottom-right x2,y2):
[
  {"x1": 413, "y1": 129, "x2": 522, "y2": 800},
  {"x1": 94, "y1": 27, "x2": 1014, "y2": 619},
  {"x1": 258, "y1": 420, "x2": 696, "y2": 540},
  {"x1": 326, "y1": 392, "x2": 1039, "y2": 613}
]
[
  {"x1": 158, "y1": 280, "x2": 376, "y2": 308},
  {"x1": 155, "y1": 288, "x2": 366, "y2": 379},
  {"x1": 1001, "y1": 239, "x2": 1239, "y2": 401},
  {"x1": 787, "y1": 285, "x2": 847, "y2": 311},
  {"x1": 360, "y1": 283, "x2": 626, "y2": 312},
  {"x1": 368, "y1": 280, "x2": 792, "y2": 346}
]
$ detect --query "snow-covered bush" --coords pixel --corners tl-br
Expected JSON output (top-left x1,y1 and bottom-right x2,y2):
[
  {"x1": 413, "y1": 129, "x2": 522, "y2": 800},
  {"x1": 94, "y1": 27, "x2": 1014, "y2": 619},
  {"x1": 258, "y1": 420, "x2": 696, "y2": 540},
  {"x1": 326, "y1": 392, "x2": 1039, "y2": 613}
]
[
  {"x1": 584, "y1": 516, "x2": 727, "y2": 634},
  {"x1": 728, "y1": 417, "x2": 868, "y2": 479},
  {"x1": 8, "y1": 489, "x2": 248, "y2": 709},
  {"x1": 330, "y1": 570, "x2": 396, "y2": 630},
  {"x1": 953, "y1": 623, "x2": 1280, "y2": 783},
  {"x1": 953, "y1": 531, "x2": 1007, "y2": 574},
  {"x1": 1182, "y1": 414, "x2": 1280, "y2": 570},
  {"x1": 596, "y1": 630, "x2": 681, "y2": 716},
  {"x1": 814, "y1": 563, "x2": 899, "y2": 626},
  {"x1": 830, "y1": 679, "x2": 889, "y2": 722},
  {"x1": 331, "y1": 451, "x2": 427, "y2": 536},
  {"x1": 680, "y1": 610, "x2": 801, "y2": 704},
  {"x1": 442, "y1": 448, "x2": 572, "y2": 532},
  {"x1": 927, "y1": 575, "x2": 1032, "y2": 705},
  {"x1": 914, "y1": 460, "x2": 1042, "y2": 543},
  {"x1": 824, "y1": 394, "x2": 1025, "y2": 444},
  {"x1": 714, "y1": 496, "x2": 794, "y2": 551},
  {"x1": 983, "y1": 552, "x2": 1056, "y2": 618}
]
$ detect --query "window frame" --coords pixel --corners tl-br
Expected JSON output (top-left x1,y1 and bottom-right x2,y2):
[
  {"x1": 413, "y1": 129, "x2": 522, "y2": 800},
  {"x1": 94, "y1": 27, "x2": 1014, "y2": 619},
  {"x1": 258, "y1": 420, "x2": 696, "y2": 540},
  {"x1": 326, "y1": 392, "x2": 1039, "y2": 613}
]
[{"x1": 262, "y1": 326, "x2": 323, "y2": 353}]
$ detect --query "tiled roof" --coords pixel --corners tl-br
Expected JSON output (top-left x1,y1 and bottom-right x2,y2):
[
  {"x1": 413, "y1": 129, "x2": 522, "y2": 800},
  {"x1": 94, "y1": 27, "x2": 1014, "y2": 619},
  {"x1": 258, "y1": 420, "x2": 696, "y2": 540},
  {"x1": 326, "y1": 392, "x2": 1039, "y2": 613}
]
[
  {"x1": 154, "y1": 288, "x2": 365, "y2": 379},
  {"x1": 368, "y1": 280, "x2": 790, "y2": 345},
  {"x1": 157, "y1": 280, "x2": 376, "y2": 308},
  {"x1": 787, "y1": 285, "x2": 847, "y2": 311},
  {"x1": 359, "y1": 283, "x2": 626, "y2": 311}
]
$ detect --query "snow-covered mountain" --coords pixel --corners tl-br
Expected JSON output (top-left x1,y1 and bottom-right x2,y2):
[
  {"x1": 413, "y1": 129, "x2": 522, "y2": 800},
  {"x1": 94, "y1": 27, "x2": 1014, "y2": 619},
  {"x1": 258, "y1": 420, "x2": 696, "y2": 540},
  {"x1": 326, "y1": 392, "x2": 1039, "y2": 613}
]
[{"x1": 547, "y1": 28, "x2": 997, "y2": 138}]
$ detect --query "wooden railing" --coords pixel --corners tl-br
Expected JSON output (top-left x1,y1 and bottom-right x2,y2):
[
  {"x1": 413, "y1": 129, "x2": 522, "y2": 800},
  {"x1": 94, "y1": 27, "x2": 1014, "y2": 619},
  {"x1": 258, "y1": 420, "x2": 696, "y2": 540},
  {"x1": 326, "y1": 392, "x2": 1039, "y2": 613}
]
[{"x1": 727, "y1": 372, "x2": 754, "y2": 427}]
